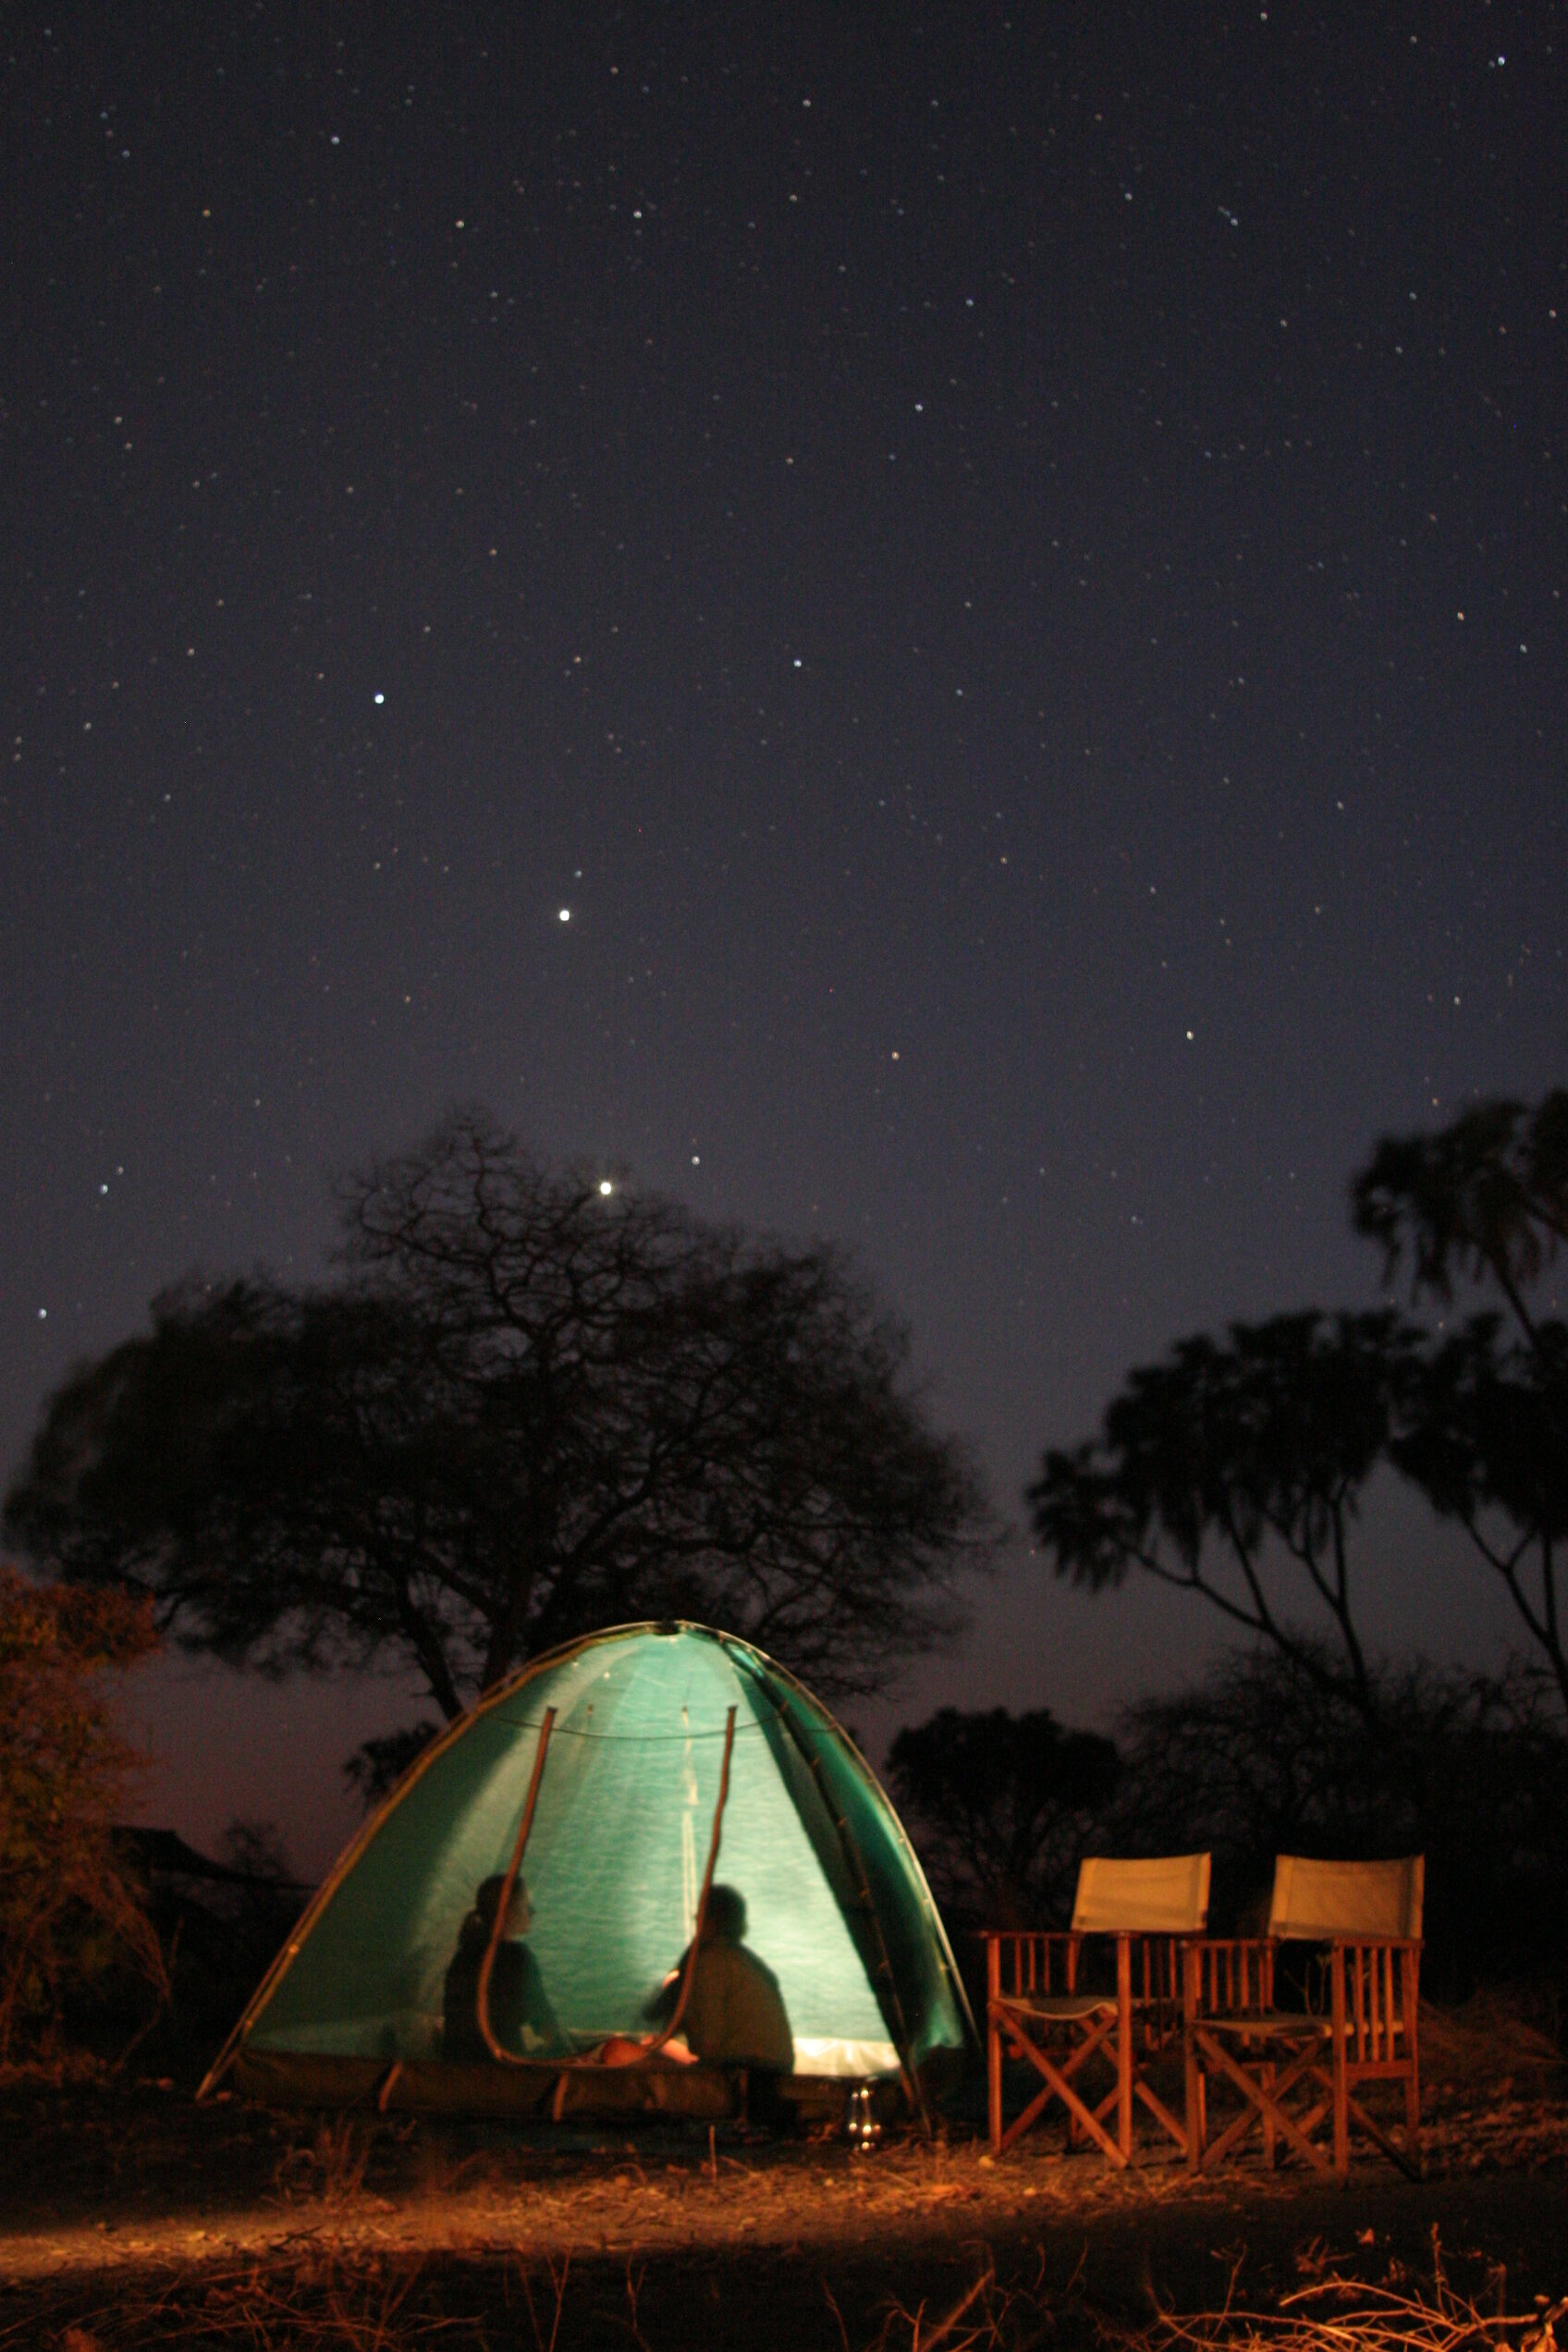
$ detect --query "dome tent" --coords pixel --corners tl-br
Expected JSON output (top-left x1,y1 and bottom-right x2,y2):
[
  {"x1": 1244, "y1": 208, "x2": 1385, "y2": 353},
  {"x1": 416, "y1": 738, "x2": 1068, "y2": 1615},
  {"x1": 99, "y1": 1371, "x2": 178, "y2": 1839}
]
[{"x1": 205, "y1": 1623, "x2": 977, "y2": 2121}]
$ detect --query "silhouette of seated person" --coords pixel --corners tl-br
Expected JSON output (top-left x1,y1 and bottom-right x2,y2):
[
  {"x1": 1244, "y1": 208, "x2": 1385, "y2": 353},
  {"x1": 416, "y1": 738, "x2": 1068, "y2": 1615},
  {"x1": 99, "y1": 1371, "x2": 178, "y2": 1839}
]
[
  {"x1": 643, "y1": 1883, "x2": 793, "y2": 2078},
  {"x1": 443, "y1": 1873, "x2": 563, "y2": 2061}
]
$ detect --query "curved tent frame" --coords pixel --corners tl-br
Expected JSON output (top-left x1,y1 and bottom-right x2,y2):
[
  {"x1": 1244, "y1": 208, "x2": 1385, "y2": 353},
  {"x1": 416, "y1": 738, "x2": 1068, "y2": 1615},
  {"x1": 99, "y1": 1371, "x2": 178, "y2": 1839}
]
[{"x1": 200, "y1": 1623, "x2": 976, "y2": 2123}]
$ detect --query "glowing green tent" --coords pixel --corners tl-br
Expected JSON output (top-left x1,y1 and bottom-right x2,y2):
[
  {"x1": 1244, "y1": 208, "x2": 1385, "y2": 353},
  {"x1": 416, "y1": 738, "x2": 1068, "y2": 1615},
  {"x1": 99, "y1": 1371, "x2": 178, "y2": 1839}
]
[{"x1": 208, "y1": 1623, "x2": 976, "y2": 2120}]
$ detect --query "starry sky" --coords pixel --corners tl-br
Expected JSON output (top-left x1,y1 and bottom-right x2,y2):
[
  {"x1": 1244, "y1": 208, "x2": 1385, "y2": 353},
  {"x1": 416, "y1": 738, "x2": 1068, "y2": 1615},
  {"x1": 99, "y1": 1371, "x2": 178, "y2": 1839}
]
[{"x1": 5, "y1": 4, "x2": 1564, "y2": 1876}]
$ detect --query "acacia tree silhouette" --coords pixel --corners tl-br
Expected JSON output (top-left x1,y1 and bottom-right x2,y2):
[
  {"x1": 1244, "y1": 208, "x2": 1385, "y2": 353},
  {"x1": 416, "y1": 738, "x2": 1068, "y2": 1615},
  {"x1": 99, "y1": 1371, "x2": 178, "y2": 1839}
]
[
  {"x1": 1030, "y1": 1311, "x2": 1419, "y2": 1725},
  {"x1": 1354, "y1": 1090, "x2": 1568, "y2": 1712},
  {"x1": 1030, "y1": 1092, "x2": 1568, "y2": 1723},
  {"x1": 1353, "y1": 1091, "x2": 1568, "y2": 1357},
  {"x1": 5, "y1": 1115, "x2": 997, "y2": 1778}
]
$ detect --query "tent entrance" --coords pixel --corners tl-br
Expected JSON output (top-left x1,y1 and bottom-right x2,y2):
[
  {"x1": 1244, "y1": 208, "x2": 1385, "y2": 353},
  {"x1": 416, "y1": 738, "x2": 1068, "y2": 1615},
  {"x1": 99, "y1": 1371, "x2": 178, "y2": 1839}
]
[{"x1": 473, "y1": 1704, "x2": 741, "y2": 2076}]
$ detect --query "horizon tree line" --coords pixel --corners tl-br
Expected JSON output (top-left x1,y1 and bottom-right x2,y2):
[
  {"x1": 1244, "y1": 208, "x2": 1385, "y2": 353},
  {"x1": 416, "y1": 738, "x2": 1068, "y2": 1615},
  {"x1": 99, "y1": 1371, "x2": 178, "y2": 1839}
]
[{"x1": 1, "y1": 1087, "x2": 1563, "y2": 2043}]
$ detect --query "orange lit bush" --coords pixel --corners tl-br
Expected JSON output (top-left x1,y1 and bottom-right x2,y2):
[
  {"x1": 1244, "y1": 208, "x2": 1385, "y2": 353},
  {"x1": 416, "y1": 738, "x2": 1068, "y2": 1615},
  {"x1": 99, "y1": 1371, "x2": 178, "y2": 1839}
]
[{"x1": 0, "y1": 1567, "x2": 166, "y2": 2060}]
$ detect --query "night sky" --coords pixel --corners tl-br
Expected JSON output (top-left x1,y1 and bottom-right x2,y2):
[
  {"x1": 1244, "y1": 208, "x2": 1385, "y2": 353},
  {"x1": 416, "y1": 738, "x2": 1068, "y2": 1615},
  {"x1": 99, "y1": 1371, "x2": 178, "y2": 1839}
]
[{"x1": 5, "y1": 5, "x2": 1564, "y2": 1877}]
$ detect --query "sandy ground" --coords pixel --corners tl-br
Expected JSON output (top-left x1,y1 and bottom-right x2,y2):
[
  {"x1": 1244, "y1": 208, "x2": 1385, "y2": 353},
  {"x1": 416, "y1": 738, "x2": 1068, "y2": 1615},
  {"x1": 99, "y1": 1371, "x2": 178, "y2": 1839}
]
[{"x1": 1, "y1": 2065, "x2": 1565, "y2": 2348}]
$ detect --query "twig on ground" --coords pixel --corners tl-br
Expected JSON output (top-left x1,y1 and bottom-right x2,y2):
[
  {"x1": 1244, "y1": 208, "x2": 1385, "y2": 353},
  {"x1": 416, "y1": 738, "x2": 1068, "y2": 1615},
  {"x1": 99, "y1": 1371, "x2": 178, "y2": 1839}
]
[{"x1": 1096, "y1": 2235, "x2": 1568, "y2": 2352}]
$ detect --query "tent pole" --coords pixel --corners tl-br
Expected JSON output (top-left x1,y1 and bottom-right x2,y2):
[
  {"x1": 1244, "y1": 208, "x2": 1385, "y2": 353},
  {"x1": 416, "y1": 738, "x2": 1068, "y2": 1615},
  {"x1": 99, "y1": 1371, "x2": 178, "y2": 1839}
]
[
  {"x1": 193, "y1": 1632, "x2": 747, "y2": 2105},
  {"x1": 778, "y1": 1710, "x2": 933, "y2": 2136},
  {"x1": 478, "y1": 1702, "x2": 739, "y2": 2082},
  {"x1": 539, "y1": 1703, "x2": 738, "y2": 2088},
  {"x1": 477, "y1": 1707, "x2": 557, "y2": 2064},
  {"x1": 640, "y1": 1705, "x2": 737, "y2": 2058},
  {"x1": 192, "y1": 1670, "x2": 557, "y2": 2103}
]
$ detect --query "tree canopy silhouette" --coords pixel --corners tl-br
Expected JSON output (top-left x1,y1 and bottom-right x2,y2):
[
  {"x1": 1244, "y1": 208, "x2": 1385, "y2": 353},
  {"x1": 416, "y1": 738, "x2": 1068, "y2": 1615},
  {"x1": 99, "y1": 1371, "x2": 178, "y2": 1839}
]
[
  {"x1": 1352, "y1": 1089, "x2": 1568, "y2": 1352},
  {"x1": 1029, "y1": 1311, "x2": 1420, "y2": 1721},
  {"x1": 4, "y1": 1116, "x2": 995, "y2": 1736},
  {"x1": 1392, "y1": 1316, "x2": 1568, "y2": 1713},
  {"x1": 1355, "y1": 1090, "x2": 1568, "y2": 1709},
  {"x1": 886, "y1": 1706, "x2": 1120, "y2": 1928},
  {"x1": 1029, "y1": 1091, "x2": 1568, "y2": 1723}
]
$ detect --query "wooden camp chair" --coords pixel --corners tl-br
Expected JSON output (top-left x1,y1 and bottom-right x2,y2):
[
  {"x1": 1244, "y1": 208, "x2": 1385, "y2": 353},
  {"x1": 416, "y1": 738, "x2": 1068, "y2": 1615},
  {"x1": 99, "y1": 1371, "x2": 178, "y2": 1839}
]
[
  {"x1": 985, "y1": 1853, "x2": 1210, "y2": 2162},
  {"x1": 1183, "y1": 1855, "x2": 1423, "y2": 2182}
]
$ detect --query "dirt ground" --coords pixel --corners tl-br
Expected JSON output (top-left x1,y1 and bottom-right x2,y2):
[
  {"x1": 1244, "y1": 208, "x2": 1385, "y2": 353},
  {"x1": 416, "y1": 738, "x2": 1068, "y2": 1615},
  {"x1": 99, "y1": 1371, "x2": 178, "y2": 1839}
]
[{"x1": 2, "y1": 2037, "x2": 1565, "y2": 2350}]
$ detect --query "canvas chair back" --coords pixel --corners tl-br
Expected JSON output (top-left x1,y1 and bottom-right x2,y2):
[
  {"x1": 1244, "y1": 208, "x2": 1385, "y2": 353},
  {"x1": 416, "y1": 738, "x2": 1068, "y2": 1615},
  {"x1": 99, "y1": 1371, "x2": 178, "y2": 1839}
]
[
  {"x1": 984, "y1": 1852, "x2": 1211, "y2": 2162},
  {"x1": 1070, "y1": 1853, "x2": 1211, "y2": 1936},
  {"x1": 1267, "y1": 1856, "x2": 1424, "y2": 1942}
]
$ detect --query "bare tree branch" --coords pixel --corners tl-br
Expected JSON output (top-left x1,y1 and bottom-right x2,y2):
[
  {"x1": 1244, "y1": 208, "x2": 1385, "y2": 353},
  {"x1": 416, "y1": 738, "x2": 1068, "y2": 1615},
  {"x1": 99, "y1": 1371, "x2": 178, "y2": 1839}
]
[{"x1": 5, "y1": 1115, "x2": 998, "y2": 1756}]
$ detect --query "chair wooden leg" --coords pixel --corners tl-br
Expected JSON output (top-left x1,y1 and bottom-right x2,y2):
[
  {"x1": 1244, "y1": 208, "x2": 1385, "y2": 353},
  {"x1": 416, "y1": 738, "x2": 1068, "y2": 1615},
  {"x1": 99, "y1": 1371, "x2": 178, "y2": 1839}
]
[
  {"x1": 998, "y1": 2073, "x2": 1065, "y2": 2155},
  {"x1": 987, "y1": 2016, "x2": 1003, "y2": 2154},
  {"x1": 1001, "y1": 2013, "x2": 1133, "y2": 2173},
  {"x1": 1117, "y1": 1936, "x2": 1133, "y2": 2161},
  {"x1": 1134, "y1": 2074, "x2": 1189, "y2": 2157},
  {"x1": 997, "y1": 2017, "x2": 1128, "y2": 2164},
  {"x1": 1183, "y1": 2057, "x2": 1202, "y2": 2174},
  {"x1": 1344, "y1": 2089, "x2": 1423, "y2": 2181},
  {"x1": 1182, "y1": 1948, "x2": 1203, "y2": 2175},
  {"x1": 986, "y1": 1944, "x2": 1004, "y2": 2153},
  {"x1": 1193, "y1": 2030, "x2": 1334, "y2": 2175},
  {"x1": 1331, "y1": 1948, "x2": 1350, "y2": 2180},
  {"x1": 1261, "y1": 2058, "x2": 1276, "y2": 2169},
  {"x1": 1403, "y1": 1949, "x2": 1421, "y2": 2143}
]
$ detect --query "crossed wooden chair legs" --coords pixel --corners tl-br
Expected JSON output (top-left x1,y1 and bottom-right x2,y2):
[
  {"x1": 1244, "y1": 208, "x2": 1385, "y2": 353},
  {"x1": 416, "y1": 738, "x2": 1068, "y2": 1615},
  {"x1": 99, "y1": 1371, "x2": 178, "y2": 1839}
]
[
  {"x1": 1187, "y1": 2022, "x2": 1422, "y2": 2179},
  {"x1": 987, "y1": 1933, "x2": 1192, "y2": 2164},
  {"x1": 986, "y1": 1863, "x2": 1212, "y2": 2162},
  {"x1": 1183, "y1": 1940, "x2": 1422, "y2": 2181},
  {"x1": 986, "y1": 1864, "x2": 1422, "y2": 2179},
  {"x1": 1186, "y1": 2015, "x2": 1340, "y2": 2174},
  {"x1": 990, "y1": 1996, "x2": 1195, "y2": 2163},
  {"x1": 998, "y1": 1999, "x2": 1419, "y2": 2179},
  {"x1": 991, "y1": 1990, "x2": 1131, "y2": 2162}
]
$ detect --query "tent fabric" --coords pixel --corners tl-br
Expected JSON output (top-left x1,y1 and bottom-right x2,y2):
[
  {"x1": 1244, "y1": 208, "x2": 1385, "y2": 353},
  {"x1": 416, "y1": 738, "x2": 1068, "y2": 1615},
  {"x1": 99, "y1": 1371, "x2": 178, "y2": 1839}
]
[
  {"x1": 1268, "y1": 1855, "x2": 1424, "y2": 1942},
  {"x1": 1070, "y1": 1853, "x2": 1211, "y2": 1936},
  {"x1": 219, "y1": 1623, "x2": 977, "y2": 2108}
]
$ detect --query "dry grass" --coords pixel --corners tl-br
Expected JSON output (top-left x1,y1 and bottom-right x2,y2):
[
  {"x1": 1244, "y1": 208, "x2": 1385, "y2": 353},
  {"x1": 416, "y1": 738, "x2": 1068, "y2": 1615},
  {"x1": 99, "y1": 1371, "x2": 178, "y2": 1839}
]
[
  {"x1": 5, "y1": 2214, "x2": 1567, "y2": 2352},
  {"x1": 1103, "y1": 2239, "x2": 1568, "y2": 2352},
  {"x1": 4, "y1": 2007, "x2": 1567, "y2": 2351},
  {"x1": 2, "y1": 2249, "x2": 483, "y2": 2350},
  {"x1": 836, "y1": 2236, "x2": 1568, "y2": 2352}
]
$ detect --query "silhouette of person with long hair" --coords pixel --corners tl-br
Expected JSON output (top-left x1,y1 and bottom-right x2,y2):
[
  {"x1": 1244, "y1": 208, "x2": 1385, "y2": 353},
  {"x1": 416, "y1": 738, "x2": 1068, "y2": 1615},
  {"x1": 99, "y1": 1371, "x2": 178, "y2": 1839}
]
[{"x1": 443, "y1": 1874, "x2": 562, "y2": 2060}]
